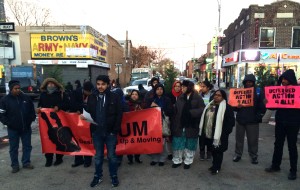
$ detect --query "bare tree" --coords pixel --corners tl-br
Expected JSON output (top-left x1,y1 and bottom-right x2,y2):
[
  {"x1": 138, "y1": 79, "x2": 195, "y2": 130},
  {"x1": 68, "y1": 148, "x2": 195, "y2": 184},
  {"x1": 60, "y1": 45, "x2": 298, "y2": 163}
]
[{"x1": 5, "y1": 0, "x2": 52, "y2": 26}]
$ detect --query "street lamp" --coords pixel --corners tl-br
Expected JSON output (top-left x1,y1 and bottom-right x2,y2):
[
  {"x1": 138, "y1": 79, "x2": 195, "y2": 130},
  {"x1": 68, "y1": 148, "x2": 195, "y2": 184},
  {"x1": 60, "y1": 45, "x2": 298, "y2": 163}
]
[{"x1": 216, "y1": 0, "x2": 221, "y2": 87}]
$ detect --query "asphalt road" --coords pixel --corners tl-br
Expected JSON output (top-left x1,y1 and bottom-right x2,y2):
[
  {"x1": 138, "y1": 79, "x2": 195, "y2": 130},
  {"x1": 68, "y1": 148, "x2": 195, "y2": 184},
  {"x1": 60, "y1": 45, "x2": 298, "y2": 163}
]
[{"x1": 0, "y1": 120, "x2": 299, "y2": 189}]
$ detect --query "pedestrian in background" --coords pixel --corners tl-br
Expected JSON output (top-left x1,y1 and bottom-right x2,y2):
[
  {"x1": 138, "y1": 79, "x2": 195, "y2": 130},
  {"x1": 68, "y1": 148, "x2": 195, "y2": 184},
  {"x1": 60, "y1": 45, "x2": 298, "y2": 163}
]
[
  {"x1": 36, "y1": 78, "x2": 70, "y2": 167},
  {"x1": 149, "y1": 83, "x2": 173, "y2": 167},
  {"x1": 144, "y1": 77, "x2": 159, "y2": 108},
  {"x1": 265, "y1": 69, "x2": 300, "y2": 180},
  {"x1": 233, "y1": 74, "x2": 266, "y2": 164},
  {"x1": 199, "y1": 80, "x2": 215, "y2": 161},
  {"x1": 70, "y1": 81, "x2": 94, "y2": 168},
  {"x1": 82, "y1": 75, "x2": 123, "y2": 187},
  {"x1": 126, "y1": 90, "x2": 144, "y2": 165},
  {"x1": 138, "y1": 83, "x2": 148, "y2": 101},
  {"x1": 0, "y1": 80, "x2": 36, "y2": 173},
  {"x1": 172, "y1": 80, "x2": 205, "y2": 169},
  {"x1": 199, "y1": 90, "x2": 235, "y2": 175}
]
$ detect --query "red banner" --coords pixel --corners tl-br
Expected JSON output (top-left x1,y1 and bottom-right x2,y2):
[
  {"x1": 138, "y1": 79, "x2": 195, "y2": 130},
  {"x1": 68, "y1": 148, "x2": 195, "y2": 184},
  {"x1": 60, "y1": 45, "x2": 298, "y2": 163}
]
[
  {"x1": 228, "y1": 87, "x2": 254, "y2": 107},
  {"x1": 265, "y1": 86, "x2": 300, "y2": 108},
  {"x1": 38, "y1": 108, "x2": 163, "y2": 155}
]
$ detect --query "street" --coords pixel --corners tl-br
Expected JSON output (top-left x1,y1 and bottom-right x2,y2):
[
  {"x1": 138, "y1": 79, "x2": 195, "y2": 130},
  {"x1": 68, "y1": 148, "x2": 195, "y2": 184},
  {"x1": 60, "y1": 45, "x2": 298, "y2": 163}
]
[{"x1": 0, "y1": 118, "x2": 299, "y2": 190}]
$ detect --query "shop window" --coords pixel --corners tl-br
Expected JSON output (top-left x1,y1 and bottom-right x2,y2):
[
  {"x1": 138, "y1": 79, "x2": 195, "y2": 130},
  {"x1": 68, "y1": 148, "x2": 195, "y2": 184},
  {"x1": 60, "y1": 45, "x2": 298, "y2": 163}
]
[
  {"x1": 259, "y1": 27, "x2": 275, "y2": 48},
  {"x1": 292, "y1": 27, "x2": 300, "y2": 48}
]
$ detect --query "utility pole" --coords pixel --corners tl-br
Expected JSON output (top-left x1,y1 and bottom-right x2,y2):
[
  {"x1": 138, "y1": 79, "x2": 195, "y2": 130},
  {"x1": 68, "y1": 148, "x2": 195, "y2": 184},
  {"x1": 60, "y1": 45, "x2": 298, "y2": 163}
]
[
  {"x1": 0, "y1": 0, "x2": 10, "y2": 94},
  {"x1": 216, "y1": 0, "x2": 221, "y2": 87}
]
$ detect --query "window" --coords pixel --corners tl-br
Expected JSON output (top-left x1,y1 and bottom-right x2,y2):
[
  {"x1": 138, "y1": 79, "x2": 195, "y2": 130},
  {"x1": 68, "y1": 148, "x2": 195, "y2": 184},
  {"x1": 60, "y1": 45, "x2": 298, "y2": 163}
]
[
  {"x1": 259, "y1": 27, "x2": 275, "y2": 48},
  {"x1": 292, "y1": 27, "x2": 300, "y2": 48}
]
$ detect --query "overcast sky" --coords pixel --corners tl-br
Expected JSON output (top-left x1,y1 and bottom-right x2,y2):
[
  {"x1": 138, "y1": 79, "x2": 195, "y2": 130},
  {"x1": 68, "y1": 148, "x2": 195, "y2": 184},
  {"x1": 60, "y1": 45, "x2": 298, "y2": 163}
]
[{"x1": 38, "y1": 0, "x2": 299, "y2": 70}]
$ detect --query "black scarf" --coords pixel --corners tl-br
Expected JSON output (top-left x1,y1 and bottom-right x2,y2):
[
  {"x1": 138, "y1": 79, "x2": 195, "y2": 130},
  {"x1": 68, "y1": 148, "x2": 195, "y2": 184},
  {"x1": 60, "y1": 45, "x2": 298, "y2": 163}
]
[{"x1": 181, "y1": 92, "x2": 194, "y2": 128}]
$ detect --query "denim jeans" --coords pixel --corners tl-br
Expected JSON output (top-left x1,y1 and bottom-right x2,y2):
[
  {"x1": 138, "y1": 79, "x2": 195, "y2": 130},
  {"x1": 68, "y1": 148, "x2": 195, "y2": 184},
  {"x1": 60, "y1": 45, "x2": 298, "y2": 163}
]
[
  {"x1": 7, "y1": 128, "x2": 32, "y2": 168},
  {"x1": 92, "y1": 132, "x2": 118, "y2": 178}
]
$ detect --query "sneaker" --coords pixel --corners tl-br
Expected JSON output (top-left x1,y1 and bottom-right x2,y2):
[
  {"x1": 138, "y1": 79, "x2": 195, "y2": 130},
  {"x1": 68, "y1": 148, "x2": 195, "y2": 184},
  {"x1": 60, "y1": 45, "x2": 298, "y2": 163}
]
[
  {"x1": 211, "y1": 169, "x2": 219, "y2": 175},
  {"x1": 251, "y1": 157, "x2": 258, "y2": 164},
  {"x1": 233, "y1": 156, "x2": 241, "y2": 162},
  {"x1": 11, "y1": 167, "x2": 20, "y2": 173},
  {"x1": 150, "y1": 161, "x2": 157, "y2": 166},
  {"x1": 288, "y1": 172, "x2": 297, "y2": 180},
  {"x1": 172, "y1": 163, "x2": 181, "y2": 168},
  {"x1": 135, "y1": 158, "x2": 143, "y2": 164},
  {"x1": 90, "y1": 176, "x2": 103, "y2": 187},
  {"x1": 111, "y1": 176, "x2": 119, "y2": 187},
  {"x1": 265, "y1": 166, "x2": 280, "y2": 173},
  {"x1": 167, "y1": 154, "x2": 173, "y2": 160},
  {"x1": 53, "y1": 159, "x2": 63, "y2": 166},
  {"x1": 184, "y1": 164, "x2": 190, "y2": 169},
  {"x1": 23, "y1": 164, "x2": 34, "y2": 169}
]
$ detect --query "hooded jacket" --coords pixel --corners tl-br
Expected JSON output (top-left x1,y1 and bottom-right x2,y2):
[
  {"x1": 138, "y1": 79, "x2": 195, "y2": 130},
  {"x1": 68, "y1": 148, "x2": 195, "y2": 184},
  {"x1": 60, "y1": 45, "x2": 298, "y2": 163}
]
[
  {"x1": 38, "y1": 78, "x2": 70, "y2": 111},
  {"x1": 235, "y1": 74, "x2": 266, "y2": 125},
  {"x1": 275, "y1": 69, "x2": 300, "y2": 125}
]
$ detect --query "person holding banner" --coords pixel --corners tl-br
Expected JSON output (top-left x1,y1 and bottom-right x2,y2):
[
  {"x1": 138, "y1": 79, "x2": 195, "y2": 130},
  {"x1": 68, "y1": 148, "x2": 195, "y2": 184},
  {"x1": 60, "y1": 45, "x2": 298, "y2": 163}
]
[
  {"x1": 199, "y1": 80, "x2": 215, "y2": 161},
  {"x1": 149, "y1": 83, "x2": 173, "y2": 167},
  {"x1": 82, "y1": 75, "x2": 123, "y2": 187},
  {"x1": 36, "y1": 78, "x2": 70, "y2": 167},
  {"x1": 199, "y1": 90, "x2": 235, "y2": 175},
  {"x1": 233, "y1": 74, "x2": 266, "y2": 164},
  {"x1": 265, "y1": 69, "x2": 300, "y2": 180},
  {"x1": 70, "y1": 81, "x2": 94, "y2": 168},
  {"x1": 172, "y1": 80, "x2": 205, "y2": 169},
  {"x1": 126, "y1": 90, "x2": 144, "y2": 165}
]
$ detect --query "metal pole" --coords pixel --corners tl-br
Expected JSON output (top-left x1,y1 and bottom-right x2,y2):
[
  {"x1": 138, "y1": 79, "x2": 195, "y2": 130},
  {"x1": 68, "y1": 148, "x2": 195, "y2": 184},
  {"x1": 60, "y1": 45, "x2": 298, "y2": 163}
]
[
  {"x1": 216, "y1": 0, "x2": 221, "y2": 87},
  {"x1": 117, "y1": 65, "x2": 120, "y2": 85}
]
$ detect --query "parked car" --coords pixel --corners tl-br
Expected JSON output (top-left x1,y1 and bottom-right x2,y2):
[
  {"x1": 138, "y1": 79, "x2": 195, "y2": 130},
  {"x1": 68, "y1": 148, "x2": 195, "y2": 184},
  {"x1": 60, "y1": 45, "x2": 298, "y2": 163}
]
[
  {"x1": 122, "y1": 78, "x2": 152, "y2": 96},
  {"x1": 0, "y1": 77, "x2": 40, "y2": 100}
]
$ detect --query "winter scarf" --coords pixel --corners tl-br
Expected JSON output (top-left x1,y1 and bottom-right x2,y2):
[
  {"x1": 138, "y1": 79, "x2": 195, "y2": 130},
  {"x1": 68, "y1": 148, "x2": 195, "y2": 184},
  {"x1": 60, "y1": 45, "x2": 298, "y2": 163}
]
[
  {"x1": 199, "y1": 99, "x2": 226, "y2": 147},
  {"x1": 171, "y1": 81, "x2": 182, "y2": 98}
]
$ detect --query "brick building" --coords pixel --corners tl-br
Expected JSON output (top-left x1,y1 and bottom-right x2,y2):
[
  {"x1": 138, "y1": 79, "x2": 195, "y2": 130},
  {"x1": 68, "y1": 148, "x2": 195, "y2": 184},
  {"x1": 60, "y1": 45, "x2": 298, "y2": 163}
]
[{"x1": 221, "y1": 0, "x2": 300, "y2": 87}]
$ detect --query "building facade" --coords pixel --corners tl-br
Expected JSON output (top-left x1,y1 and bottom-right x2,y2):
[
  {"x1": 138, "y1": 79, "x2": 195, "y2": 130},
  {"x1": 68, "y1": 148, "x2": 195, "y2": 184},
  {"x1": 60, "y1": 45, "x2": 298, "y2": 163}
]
[
  {"x1": 221, "y1": 0, "x2": 300, "y2": 87},
  {"x1": 3, "y1": 25, "x2": 131, "y2": 87}
]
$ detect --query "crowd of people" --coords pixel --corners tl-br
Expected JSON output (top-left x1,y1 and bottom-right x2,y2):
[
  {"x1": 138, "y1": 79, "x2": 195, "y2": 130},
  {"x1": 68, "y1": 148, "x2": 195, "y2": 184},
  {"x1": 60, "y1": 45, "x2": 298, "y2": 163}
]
[{"x1": 0, "y1": 69, "x2": 299, "y2": 188}]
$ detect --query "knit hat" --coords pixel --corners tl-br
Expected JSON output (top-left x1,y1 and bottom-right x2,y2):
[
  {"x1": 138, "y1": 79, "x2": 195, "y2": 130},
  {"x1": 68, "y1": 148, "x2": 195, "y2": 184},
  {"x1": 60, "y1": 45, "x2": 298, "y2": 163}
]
[{"x1": 9, "y1": 80, "x2": 20, "y2": 90}]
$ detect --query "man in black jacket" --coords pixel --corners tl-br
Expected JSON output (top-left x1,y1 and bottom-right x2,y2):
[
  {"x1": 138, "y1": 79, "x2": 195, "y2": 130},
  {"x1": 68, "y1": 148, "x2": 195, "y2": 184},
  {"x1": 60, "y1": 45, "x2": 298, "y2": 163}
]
[
  {"x1": 233, "y1": 74, "x2": 266, "y2": 164},
  {"x1": 265, "y1": 69, "x2": 300, "y2": 180},
  {"x1": 82, "y1": 75, "x2": 123, "y2": 188},
  {"x1": 0, "y1": 80, "x2": 36, "y2": 173}
]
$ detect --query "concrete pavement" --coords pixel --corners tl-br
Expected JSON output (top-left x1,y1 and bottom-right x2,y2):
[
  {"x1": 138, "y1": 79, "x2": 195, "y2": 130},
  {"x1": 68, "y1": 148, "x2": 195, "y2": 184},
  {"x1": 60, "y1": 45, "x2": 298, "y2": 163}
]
[{"x1": 0, "y1": 120, "x2": 299, "y2": 190}]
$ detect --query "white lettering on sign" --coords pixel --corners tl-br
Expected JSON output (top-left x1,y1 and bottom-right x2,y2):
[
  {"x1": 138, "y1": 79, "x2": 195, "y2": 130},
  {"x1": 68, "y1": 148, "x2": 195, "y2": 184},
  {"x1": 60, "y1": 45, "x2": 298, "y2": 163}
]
[{"x1": 0, "y1": 25, "x2": 13, "y2": 30}]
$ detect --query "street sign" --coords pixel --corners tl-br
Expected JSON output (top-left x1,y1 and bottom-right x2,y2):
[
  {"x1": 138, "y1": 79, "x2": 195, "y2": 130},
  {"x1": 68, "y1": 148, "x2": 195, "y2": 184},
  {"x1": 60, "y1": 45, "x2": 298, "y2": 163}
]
[
  {"x1": 0, "y1": 22, "x2": 15, "y2": 31},
  {"x1": 115, "y1": 63, "x2": 122, "y2": 67},
  {"x1": 115, "y1": 67, "x2": 122, "y2": 74}
]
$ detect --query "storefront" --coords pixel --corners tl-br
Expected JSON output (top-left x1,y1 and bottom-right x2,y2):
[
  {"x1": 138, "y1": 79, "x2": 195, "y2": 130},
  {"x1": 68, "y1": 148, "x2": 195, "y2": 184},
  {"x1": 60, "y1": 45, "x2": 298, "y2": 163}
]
[
  {"x1": 28, "y1": 33, "x2": 109, "y2": 84},
  {"x1": 223, "y1": 49, "x2": 300, "y2": 88}
]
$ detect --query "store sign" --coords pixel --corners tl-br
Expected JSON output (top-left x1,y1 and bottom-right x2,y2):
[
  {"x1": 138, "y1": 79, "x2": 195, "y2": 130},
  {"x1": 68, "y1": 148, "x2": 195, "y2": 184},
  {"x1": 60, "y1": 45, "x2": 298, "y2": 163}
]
[
  {"x1": 223, "y1": 51, "x2": 239, "y2": 67},
  {"x1": 28, "y1": 60, "x2": 110, "y2": 68},
  {"x1": 241, "y1": 50, "x2": 260, "y2": 62},
  {"x1": 260, "y1": 49, "x2": 300, "y2": 63},
  {"x1": 30, "y1": 34, "x2": 107, "y2": 62},
  {"x1": 0, "y1": 40, "x2": 14, "y2": 59}
]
